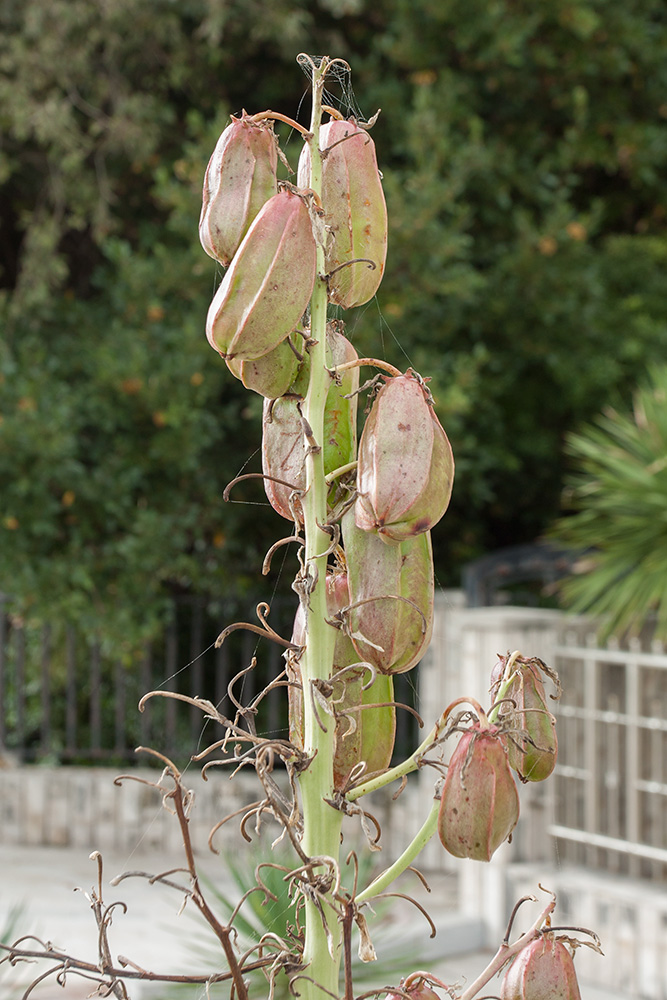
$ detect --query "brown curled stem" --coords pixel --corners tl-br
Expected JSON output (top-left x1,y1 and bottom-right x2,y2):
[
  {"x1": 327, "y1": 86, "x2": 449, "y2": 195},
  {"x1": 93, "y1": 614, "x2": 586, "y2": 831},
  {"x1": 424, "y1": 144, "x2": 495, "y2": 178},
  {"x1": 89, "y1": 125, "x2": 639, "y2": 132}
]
[
  {"x1": 322, "y1": 104, "x2": 344, "y2": 120},
  {"x1": 223, "y1": 472, "x2": 301, "y2": 502},
  {"x1": 369, "y1": 892, "x2": 437, "y2": 938},
  {"x1": 216, "y1": 621, "x2": 299, "y2": 651},
  {"x1": 247, "y1": 109, "x2": 311, "y2": 137},
  {"x1": 326, "y1": 258, "x2": 377, "y2": 280},
  {"x1": 332, "y1": 358, "x2": 402, "y2": 378},
  {"x1": 504, "y1": 895, "x2": 538, "y2": 944},
  {"x1": 263, "y1": 535, "x2": 304, "y2": 575}
]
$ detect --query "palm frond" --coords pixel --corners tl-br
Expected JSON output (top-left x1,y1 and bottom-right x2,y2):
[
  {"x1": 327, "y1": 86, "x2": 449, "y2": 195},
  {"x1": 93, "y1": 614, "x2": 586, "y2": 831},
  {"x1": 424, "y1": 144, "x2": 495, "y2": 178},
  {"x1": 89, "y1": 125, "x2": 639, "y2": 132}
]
[{"x1": 550, "y1": 363, "x2": 667, "y2": 639}]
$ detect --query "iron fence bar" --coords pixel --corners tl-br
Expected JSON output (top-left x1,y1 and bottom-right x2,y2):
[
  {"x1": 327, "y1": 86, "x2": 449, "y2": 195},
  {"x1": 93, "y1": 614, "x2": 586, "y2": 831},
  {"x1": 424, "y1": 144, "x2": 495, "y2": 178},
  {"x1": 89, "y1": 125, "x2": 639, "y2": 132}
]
[
  {"x1": 40, "y1": 624, "x2": 52, "y2": 755},
  {"x1": 140, "y1": 644, "x2": 152, "y2": 748},
  {"x1": 66, "y1": 627, "x2": 77, "y2": 756},
  {"x1": 15, "y1": 625, "x2": 25, "y2": 758},
  {"x1": 165, "y1": 617, "x2": 178, "y2": 758},
  {"x1": 114, "y1": 659, "x2": 126, "y2": 755},
  {"x1": 90, "y1": 642, "x2": 102, "y2": 753},
  {"x1": 189, "y1": 599, "x2": 204, "y2": 742},
  {"x1": 266, "y1": 640, "x2": 282, "y2": 740},
  {"x1": 215, "y1": 642, "x2": 228, "y2": 717}
]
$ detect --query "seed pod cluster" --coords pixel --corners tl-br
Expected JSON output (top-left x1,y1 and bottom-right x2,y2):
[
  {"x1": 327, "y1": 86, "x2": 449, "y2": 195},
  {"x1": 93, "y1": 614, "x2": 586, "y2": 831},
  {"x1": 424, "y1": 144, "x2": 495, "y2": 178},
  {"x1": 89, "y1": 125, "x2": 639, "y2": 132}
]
[{"x1": 197, "y1": 75, "x2": 580, "y2": 990}]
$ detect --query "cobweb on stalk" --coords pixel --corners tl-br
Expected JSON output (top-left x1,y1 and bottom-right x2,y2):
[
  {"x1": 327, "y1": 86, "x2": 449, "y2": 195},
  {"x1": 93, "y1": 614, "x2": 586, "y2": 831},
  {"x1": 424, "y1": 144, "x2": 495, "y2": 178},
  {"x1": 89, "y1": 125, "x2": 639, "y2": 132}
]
[{"x1": 297, "y1": 53, "x2": 367, "y2": 123}]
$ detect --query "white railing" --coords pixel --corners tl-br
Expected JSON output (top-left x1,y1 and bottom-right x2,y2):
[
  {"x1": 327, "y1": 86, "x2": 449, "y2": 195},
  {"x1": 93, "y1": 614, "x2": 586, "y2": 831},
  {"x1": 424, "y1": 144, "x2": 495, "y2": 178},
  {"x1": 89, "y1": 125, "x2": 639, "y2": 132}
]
[
  {"x1": 417, "y1": 592, "x2": 667, "y2": 999},
  {"x1": 551, "y1": 629, "x2": 667, "y2": 882}
]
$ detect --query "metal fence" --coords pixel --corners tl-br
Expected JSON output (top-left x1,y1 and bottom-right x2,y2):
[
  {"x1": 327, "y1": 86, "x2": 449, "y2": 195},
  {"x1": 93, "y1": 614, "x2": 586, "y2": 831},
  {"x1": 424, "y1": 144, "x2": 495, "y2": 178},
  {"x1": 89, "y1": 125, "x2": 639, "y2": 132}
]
[{"x1": 0, "y1": 593, "x2": 419, "y2": 765}]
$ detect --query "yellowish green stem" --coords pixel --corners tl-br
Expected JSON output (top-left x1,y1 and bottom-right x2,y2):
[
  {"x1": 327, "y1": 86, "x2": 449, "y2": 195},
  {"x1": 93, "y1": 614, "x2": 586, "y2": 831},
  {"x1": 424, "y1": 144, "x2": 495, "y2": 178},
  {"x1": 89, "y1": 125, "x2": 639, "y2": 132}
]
[
  {"x1": 355, "y1": 795, "x2": 440, "y2": 904},
  {"x1": 297, "y1": 56, "x2": 344, "y2": 1000}
]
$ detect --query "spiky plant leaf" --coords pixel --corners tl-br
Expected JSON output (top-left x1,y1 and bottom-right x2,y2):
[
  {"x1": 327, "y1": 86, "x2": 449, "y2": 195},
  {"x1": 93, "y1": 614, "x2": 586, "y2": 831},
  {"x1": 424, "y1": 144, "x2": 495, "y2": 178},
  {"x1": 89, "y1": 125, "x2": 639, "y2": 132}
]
[{"x1": 550, "y1": 364, "x2": 667, "y2": 639}]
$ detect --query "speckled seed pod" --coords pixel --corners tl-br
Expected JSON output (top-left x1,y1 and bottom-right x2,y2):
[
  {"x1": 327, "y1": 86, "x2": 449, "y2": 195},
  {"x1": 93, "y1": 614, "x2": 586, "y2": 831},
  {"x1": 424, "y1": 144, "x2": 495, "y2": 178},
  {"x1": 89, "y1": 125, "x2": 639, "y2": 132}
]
[
  {"x1": 355, "y1": 373, "x2": 454, "y2": 543},
  {"x1": 438, "y1": 723, "x2": 519, "y2": 862},
  {"x1": 288, "y1": 572, "x2": 395, "y2": 790},
  {"x1": 199, "y1": 114, "x2": 278, "y2": 266},
  {"x1": 261, "y1": 325, "x2": 358, "y2": 521},
  {"x1": 206, "y1": 188, "x2": 316, "y2": 361},
  {"x1": 298, "y1": 119, "x2": 387, "y2": 308},
  {"x1": 343, "y1": 508, "x2": 434, "y2": 675},
  {"x1": 226, "y1": 333, "x2": 302, "y2": 399},
  {"x1": 500, "y1": 935, "x2": 582, "y2": 1000}
]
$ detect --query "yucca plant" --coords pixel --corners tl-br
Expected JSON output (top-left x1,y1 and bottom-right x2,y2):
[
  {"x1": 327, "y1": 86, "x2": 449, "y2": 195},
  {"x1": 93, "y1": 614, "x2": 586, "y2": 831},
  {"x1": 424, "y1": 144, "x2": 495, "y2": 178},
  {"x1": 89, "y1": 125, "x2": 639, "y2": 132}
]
[{"x1": 550, "y1": 363, "x2": 667, "y2": 640}]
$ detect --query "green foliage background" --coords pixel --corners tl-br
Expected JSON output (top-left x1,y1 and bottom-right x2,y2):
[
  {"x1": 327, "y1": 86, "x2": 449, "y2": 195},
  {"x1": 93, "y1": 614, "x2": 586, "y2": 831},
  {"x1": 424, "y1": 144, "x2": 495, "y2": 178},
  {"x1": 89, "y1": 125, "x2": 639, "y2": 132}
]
[{"x1": 1, "y1": 0, "x2": 666, "y2": 648}]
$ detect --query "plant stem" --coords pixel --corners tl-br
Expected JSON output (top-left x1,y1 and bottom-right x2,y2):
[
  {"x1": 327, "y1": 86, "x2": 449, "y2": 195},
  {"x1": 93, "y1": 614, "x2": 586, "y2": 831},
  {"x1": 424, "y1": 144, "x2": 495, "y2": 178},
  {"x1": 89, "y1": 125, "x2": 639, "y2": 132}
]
[
  {"x1": 297, "y1": 56, "x2": 344, "y2": 1000},
  {"x1": 346, "y1": 713, "x2": 447, "y2": 802},
  {"x1": 355, "y1": 795, "x2": 440, "y2": 904}
]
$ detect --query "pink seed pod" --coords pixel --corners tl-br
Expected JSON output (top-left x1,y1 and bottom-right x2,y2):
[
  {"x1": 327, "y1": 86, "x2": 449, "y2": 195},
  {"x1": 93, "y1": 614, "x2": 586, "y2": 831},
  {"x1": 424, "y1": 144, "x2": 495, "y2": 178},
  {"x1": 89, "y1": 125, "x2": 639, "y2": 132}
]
[
  {"x1": 355, "y1": 372, "x2": 454, "y2": 543},
  {"x1": 491, "y1": 654, "x2": 558, "y2": 783},
  {"x1": 343, "y1": 508, "x2": 434, "y2": 675},
  {"x1": 438, "y1": 723, "x2": 519, "y2": 861},
  {"x1": 261, "y1": 392, "x2": 306, "y2": 522},
  {"x1": 206, "y1": 188, "x2": 316, "y2": 361},
  {"x1": 261, "y1": 324, "x2": 358, "y2": 521},
  {"x1": 199, "y1": 114, "x2": 278, "y2": 266},
  {"x1": 226, "y1": 334, "x2": 301, "y2": 399},
  {"x1": 288, "y1": 571, "x2": 395, "y2": 790},
  {"x1": 500, "y1": 934, "x2": 582, "y2": 1000},
  {"x1": 298, "y1": 119, "x2": 387, "y2": 308}
]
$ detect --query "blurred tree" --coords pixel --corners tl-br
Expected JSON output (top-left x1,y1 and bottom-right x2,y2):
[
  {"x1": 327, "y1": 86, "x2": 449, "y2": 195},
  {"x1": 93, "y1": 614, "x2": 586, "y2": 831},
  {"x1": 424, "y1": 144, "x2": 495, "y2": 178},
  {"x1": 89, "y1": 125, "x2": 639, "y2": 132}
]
[{"x1": 1, "y1": 0, "x2": 666, "y2": 648}]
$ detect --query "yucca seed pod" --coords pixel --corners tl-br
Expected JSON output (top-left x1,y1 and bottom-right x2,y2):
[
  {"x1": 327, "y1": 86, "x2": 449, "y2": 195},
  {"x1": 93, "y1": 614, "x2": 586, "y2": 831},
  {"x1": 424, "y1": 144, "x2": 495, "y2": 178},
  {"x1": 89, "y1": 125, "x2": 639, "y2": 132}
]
[
  {"x1": 342, "y1": 508, "x2": 434, "y2": 675},
  {"x1": 226, "y1": 333, "x2": 302, "y2": 399},
  {"x1": 262, "y1": 392, "x2": 306, "y2": 522},
  {"x1": 206, "y1": 188, "x2": 316, "y2": 361},
  {"x1": 491, "y1": 654, "x2": 558, "y2": 783},
  {"x1": 438, "y1": 723, "x2": 519, "y2": 861},
  {"x1": 506, "y1": 664, "x2": 557, "y2": 782},
  {"x1": 262, "y1": 325, "x2": 358, "y2": 521},
  {"x1": 322, "y1": 321, "x2": 359, "y2": 477},
  {"x1": 199, "y1": 114, "x2": 278, "y2": 266},
  {"x1": 500, "y1": 935, "x2": 582, "y2": 1000},
  {"x1": 298, "y1": 119, "x2": 387, "y2": 308},
  {"x1": 288, "y1": 571, "x2": 395, "y2": 790},
  {"x1": 355, "y1": 372, "x2": 454, "y2": 543}
]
